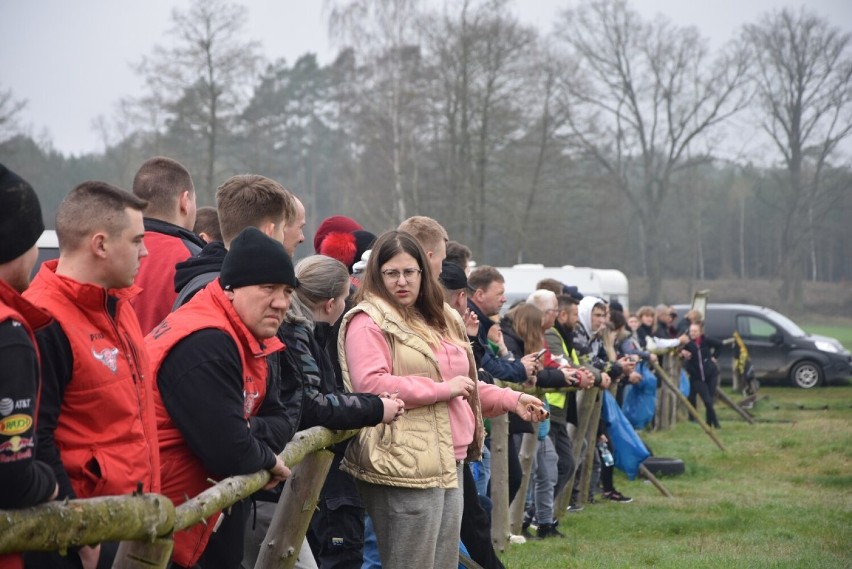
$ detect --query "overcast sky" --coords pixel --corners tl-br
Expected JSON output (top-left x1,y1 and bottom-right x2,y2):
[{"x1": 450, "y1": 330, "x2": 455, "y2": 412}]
[{"x1": 2, "y1": 0, "x2": 850, "y2": 156}]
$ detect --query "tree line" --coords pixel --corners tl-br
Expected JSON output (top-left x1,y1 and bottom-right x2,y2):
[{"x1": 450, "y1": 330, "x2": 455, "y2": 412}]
[{"x1": 1, "y1": 0, "x2": 851, "y2": 306}]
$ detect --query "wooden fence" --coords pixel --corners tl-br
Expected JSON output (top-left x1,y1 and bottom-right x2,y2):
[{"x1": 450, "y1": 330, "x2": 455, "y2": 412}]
[{"x1": 2, "y1": 373, "x2": 704, "y2": 567}]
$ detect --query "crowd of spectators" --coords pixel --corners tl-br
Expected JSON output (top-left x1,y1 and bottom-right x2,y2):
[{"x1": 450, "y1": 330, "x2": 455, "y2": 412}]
[{"x1": 0, "y1": 157, "x2": 722, "y2": 569}]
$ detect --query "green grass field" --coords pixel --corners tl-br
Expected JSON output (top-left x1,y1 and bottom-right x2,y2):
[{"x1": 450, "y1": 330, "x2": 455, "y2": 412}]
[{"x1": 497, "y1": 386, "x2": 852, "y2": 568}]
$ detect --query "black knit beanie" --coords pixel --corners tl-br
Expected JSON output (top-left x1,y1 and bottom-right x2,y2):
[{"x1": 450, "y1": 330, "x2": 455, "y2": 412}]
[
  {"x1": 0, "y1": 164, "x2": 44, "y2": 264},
  {"x1": 220, "y1": 227, "x2": 298, "y2": 290}
]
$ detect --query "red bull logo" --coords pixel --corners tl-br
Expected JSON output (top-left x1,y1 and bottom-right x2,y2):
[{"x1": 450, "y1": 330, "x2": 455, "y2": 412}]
[
  {"x1": 0, "y1": 414, "x2": 32, "y2": 435},
  {"x1": 0, "y1": 435, "x2": 34, "y2": 454}
]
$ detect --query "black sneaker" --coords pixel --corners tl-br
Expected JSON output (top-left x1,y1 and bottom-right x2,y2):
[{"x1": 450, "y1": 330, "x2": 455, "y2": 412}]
[
  {"x1": 603, "y1": 490, "x2": 633, "y2": 503},
  {"x1": 567, "y1": 502, "x2": 584, "y2": 513},
  {"x1": 537, "y1": 523, "x2": 565, "y2": 538}
]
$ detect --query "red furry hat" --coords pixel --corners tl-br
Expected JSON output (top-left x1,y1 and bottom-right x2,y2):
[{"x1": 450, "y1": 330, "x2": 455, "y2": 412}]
[
  {"x1": 319, "y1": 230, "x2": 376, "y2": 274},
  {"x1": 313, "y1": 215, "x2": 362, "y2": 253}
]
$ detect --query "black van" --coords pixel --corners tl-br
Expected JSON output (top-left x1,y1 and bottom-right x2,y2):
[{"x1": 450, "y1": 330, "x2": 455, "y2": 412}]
[{"x1": 672, "y1": 303, "x2": 852, "y2": 389}]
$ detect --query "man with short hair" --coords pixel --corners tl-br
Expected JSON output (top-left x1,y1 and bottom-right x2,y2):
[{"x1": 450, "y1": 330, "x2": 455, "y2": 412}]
[
  {"x1": 173, "y1": 174, "x2": 294, "y2": 307},
  {"x1": 131, "y1": 156, "x2": 205, "y2": 333},
  {"x1": 524, "y1": 289, "x2": 584, "y2": 538},
  {"x1": 0, "y1": 165, "x2": 58, "y2": 569},
  {"x1": 467, "y1": 266, "x2": 536, "y2": 505},
  {"x1": 398, "y1": 215, "x2": 448, "y2": 275},
  {"x1": 467, "y1": 266, "x2": 533, "y2": 383},
  {"x1": 149, "y1": 227, "x2": 294, "y2": 569},
  {"x1": 439, "y1": 261, "x2": 474, "y2": 319},
  {"x1": 193, "y1": 205, "x2": 222, "y2": 244},
  {"x1": 283, "y1": 192, "x2": 306, "y2": 257},
  {"x1": 445, "y1": 240, "x2": 472, "y2": 275},
  {"x1": 543, "y1": 294, "x2": 594, "y2": 510},
  {"x1": 24, "y1": 181, "x2": 160, "y2": 568}
]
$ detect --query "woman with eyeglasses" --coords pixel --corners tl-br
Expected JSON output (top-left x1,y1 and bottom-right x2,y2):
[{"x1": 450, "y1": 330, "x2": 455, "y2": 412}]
[{"x1": 338, "y1": 230, "x2": 546, "y2": 569}]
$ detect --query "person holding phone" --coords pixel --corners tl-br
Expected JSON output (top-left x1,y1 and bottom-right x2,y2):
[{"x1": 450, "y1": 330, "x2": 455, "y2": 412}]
[{"x1": 500, "y1": 291, "x2": 580, "y2": 538}]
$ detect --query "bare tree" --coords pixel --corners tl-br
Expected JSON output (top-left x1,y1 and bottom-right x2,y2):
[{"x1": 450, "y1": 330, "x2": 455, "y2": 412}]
[
  {"x1": 743, "y1": 8, "x2": 852, "y2": 305},
  {"x1": 421, "y1": 0, "x2": 536, "y2": 255},
  {"x1": 554, "y1": 0, "x2": 749, "y2": 303},
  {"x1": 0, "y1": 86, "x2": 27, "y2": 142},
  {"x1": 327, "y1": 0, "x2": 425, "y2": 224},
  {"x1": 134, "y1": 0, "x2": 261, "y2": 200}
]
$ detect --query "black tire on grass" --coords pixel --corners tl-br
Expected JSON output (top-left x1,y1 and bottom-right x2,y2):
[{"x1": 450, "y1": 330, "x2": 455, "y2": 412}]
[{"x1": 641, "y1": 457, "x2": 685, "y2": 477}]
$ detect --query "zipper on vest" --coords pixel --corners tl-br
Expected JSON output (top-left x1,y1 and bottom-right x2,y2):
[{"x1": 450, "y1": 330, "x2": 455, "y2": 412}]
[{"x1": 104, "y1": 295, "x2": 155, "y2": 490}]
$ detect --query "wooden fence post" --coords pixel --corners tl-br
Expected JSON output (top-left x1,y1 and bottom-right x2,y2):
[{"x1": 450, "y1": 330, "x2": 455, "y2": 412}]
[
  {"x1": 554, "y1": 388, "x2": 597, "y2": 513},
  {"x1": 112, "y1": 538, "x2": 174, "y2": 569},
  {"x1": 255, "y1": 450, "x2": 334, "y2": 569},
  {"x1": 489, "y1": 413, "x2": 509, "y2": 552},
  {"x1": 575, "y1": 390, "x2": 603, "y2": 508},
  {"x1": 508, "y1": 433, "x2": 537, "y2": 534},
  {"x1": 715, "y1": 387, "x2": 755, "y2": 424},
  {"x1": 653, "y1": 362, "x2": 726, "y2": 451},
  {"x1": 655, "y1": 354, "x2": 681, "y2": 430}
]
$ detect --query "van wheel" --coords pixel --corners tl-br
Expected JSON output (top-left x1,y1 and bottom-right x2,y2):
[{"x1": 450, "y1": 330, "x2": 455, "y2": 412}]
[{"x1": 790, "y1": 360, "x2": 823, "y2": 389}]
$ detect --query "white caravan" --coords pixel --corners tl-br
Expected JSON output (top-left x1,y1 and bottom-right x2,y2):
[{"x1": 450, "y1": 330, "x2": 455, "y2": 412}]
[{"x1": 495, "y1": 264, "x2": 630, "y2": 311}]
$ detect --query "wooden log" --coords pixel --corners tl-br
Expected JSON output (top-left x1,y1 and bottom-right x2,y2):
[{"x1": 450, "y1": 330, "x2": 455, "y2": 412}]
[
  {"x1": 508, "y1": 433, "x2": 537, "y2": 534},
  {"x1": 715, "y1": 386, "x2": 755, "y2": 424},
  {"x1": 575, "y1": 390, "x2": 603, "y2": 507},
  {"x1": 653, "y1": 362, "x2": 726, "y2": 451},
  {"x1": 459, "y1": 552, "x2": 485, "y2": 569},
  {"x1": 554, "y1": 387, "x2": 597, "y2": 513},
  {"x1": 255, "y1": 450, "x2": 334, "y2": 569},
  {"x1": 0, "y1": 427, "x2": 358, "y2": 558},
  {"x1": 175, "y1": 427, "x2": 357, "y2": 531},
  {"x1": 489, "y1": 414, "x2": 509, "y2": 552},
  {"x1": 112, "y1": 538, "x2": 174, "y2": 569},
  {"x1": 0, "y1": 494, "x2": 174, "y2": 555},
  {"x1": 638, "y1": 464, "x2": 674, "y2": 498}
]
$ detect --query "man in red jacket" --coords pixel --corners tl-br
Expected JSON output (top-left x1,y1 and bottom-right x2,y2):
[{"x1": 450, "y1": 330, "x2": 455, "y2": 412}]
[
  {"x1": 130, "y1": 156, "x2": 204, "y2": 334},
  {"x1": 24, "y1": 181, "x2": 160, "y2": 569},
  {"x1": 0, "y1": 165, "x2": 58, "y2": 569},
  {"x1": 148, "y1": 227, "x2": 294, "y2": 569}
]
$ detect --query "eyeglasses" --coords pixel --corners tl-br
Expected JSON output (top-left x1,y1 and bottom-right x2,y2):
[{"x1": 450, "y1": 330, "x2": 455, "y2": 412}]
[{"x1": 381, "y1": 268, "x2": 422, "y2": 282}]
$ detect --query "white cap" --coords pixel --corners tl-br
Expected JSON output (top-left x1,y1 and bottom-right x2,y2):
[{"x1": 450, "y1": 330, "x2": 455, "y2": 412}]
[{"x1": 352, "y1": 249, "x2": 371, "y2": 273}]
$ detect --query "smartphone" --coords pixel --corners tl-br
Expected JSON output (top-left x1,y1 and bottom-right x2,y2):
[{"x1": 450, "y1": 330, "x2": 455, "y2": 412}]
[{"x1": 534, "y1": 348, "x2": 547, "y2": 360}]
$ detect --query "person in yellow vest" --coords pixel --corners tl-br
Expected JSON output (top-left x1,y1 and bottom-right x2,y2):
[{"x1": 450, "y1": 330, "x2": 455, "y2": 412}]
[{"x1": 544, "y1": 293, "x2": 595, "y2": 511}]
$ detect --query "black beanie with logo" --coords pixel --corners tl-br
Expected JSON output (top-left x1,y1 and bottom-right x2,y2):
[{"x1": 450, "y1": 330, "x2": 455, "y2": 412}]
[
  {"x1": 220, "y1": 227, "x2": 298, "y2": 290},
  {"x1": 0, "y1": 164, "x2": 44, "y2": 264}
]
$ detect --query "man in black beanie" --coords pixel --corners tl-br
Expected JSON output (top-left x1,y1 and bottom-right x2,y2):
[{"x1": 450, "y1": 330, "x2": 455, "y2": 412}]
[
  {"x1": 0, "y1": 165, "x2": 58, "y2": 568},
  {"x1": 146, "y1": 227, "x2": 298, "y2": 569}
]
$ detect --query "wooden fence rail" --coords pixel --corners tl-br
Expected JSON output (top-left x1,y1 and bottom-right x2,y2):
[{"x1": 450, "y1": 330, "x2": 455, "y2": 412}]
[
  {"x1": 1, "y1": 381, "x2": 646, "y2": 566},
  {"x1": 0, "y1": 427, "x2": 357, "y2": 564}
]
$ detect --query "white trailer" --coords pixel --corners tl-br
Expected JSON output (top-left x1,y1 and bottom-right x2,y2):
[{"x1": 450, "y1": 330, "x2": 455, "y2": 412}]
[{"x1": 495, "y1": 264, "x2": 630, "y2": 311}]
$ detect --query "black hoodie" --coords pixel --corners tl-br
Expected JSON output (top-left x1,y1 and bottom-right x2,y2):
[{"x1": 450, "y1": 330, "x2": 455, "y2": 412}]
[{"x1": 172, "y1": 241, "x2": 226, "y2": 308}]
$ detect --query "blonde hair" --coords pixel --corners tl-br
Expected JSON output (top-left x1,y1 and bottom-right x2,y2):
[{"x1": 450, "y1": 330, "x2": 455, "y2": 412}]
[
  {"x1": 398, "y1": 216, "x2": 448, "y2": 255},
  {"x1": 295, "y1": 255, "x2": 350, "y2": 310},
  {"x1": 507, "y1": 303, "x2": 544, "y2": 354}
]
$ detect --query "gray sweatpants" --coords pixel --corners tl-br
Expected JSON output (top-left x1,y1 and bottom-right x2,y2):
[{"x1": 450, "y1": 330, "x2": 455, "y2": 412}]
[
  {"x1": 532, "y1": 436, "x2": 558, "y2": 525},
  {"x1": 357, "y1": 462, "x2": 464, "y2": 569}
]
